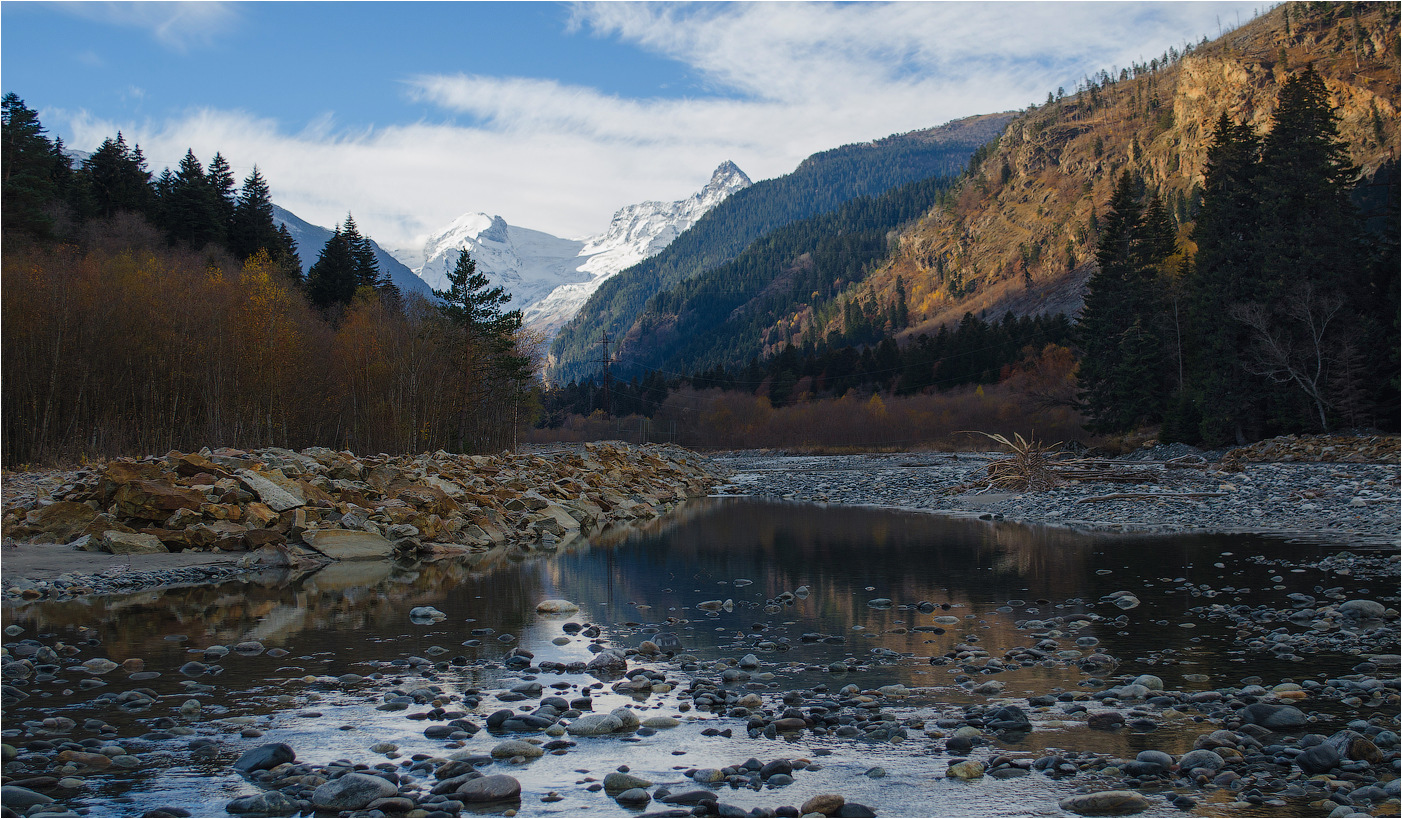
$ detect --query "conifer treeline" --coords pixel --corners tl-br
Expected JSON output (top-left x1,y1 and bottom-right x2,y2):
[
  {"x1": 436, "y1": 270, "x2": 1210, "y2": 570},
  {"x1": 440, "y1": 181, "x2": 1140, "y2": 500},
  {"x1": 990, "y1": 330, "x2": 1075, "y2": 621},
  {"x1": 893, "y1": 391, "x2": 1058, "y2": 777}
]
[
  {"x1": 1076, "y1": 68, "x2": 1399, "y2": 445},
  {"x1": 1, "y1": 95, "x2": 536, "y2": 465},
  {"x1": 541, "y1": 310, "x2": 1072, "y2": 422}
]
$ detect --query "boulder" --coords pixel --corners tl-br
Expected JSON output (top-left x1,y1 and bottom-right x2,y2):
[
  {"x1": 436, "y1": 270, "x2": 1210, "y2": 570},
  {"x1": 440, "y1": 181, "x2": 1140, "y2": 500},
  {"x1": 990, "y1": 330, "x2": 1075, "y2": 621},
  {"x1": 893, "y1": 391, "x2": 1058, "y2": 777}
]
[
  {"x1": 311, "y1": 773, "x2": 398, "y2": 810},
  {"x1": 986, "y1": 705, "x2": 1032, "y2": 732},
  {"x1": 232, "y1": 742, "x2": 295, "y2": 773},
  {"x1": 1295, "y1": 742, "x2": 1339, "y2": 775},
  {"x1": 603, "y1": 772, "x2": 653, "y2": 794},
  {"x1": 1339, "y1": 599, "x2": 1386, "y2": 619},
  {"x1": 801, "y1": 794, "x2": 846, "y2": 816},
  {"x1": 301, "y1": 529, "x2": 395, "y2": 560},
  {"x1": 0, "y1": 786, "x2": 55, "y2": 811},
  {"x1": 235, "y1": 469, "x2": 305, "y2": 513},
  {"x1": 566, "y1": 713, "x2": 623, "y2": 736},
  {"x1": 535, "y1": 599, "x2": 580, "y2": 615},
  {"x1": 114, "y1": 480, "x2": 207, "y2": 520},
  {"x1": 946, "y1": 760, "x2": 985, "y2": 779},
  {"x1": 489, "y1": 740, "x2": 543, "y2": 759},
  {"x1": 186, "y1": 521, "x2": 248, "y2": 551},
  {"x1": 226, "y1": 790, "x2": 298, "y2": 816},
  {"x1": 1177, "y1": 749, "x2": 1225, "y2": 773},
  {"x1": 26, "y1": 501, "x2": 98, "y2": 542},
  {"x1": 585, "y1": 650, "x2": 628, "y2": 675},
  {"x1": 100, "y1": 531, "x2": 168, "y2": 555},
  {"x1": 1237, "y1": 703, "x2": 1308, "y2": 730},
  {"x1": 456, "y1": 774, "x2": 521, "y2": 803}
]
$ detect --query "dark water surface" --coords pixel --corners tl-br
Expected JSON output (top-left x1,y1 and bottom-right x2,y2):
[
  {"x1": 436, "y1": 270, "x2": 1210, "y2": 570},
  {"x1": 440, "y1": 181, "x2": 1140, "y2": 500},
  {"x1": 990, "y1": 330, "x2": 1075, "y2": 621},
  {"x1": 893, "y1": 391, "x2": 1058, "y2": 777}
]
[{"x1": 3, "y1": 499, "x2": 1394, "y2": 817}]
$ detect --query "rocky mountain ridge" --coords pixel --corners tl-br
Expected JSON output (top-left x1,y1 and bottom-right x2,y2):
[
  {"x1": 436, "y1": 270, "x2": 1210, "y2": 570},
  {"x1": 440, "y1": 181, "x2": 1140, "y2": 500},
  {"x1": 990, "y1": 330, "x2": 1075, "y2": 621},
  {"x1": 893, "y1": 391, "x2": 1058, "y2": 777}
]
[{"x1": 820, "y1": 2, "x2": 1398, "y2": 344}]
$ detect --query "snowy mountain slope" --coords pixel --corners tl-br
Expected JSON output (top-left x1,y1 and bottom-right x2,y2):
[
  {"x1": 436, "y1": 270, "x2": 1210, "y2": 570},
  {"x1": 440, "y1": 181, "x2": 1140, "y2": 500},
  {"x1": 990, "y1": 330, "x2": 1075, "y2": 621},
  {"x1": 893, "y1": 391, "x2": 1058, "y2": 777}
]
[
  {"x1": 412, "y1": 162, "x2": 751, "y2": 340},
  {"x1": 414, "y1": 213, "x2": 587, "y2": 309},
  {"x1": 272, "y1": 205, "x2": 433, "y2": 298}
]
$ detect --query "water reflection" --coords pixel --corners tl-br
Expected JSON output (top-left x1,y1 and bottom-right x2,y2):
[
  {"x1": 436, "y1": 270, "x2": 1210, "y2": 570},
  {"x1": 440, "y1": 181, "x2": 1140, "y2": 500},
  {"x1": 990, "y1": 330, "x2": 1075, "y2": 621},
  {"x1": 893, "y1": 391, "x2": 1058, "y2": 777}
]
[
  {"x1": 3, "y1": 498, "x2": 1387, "y2": 817},
  {"x1": 7, "y1": 498, "x2": 1377, "y2": 692}
]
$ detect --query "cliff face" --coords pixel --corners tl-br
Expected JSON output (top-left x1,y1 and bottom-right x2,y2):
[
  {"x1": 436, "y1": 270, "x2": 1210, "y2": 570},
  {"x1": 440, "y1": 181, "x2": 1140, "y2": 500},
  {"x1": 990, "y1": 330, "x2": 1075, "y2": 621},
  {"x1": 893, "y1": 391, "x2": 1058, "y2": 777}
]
[{"x1": 825, "y1": 2, "x2": 1398, "y2": 342}]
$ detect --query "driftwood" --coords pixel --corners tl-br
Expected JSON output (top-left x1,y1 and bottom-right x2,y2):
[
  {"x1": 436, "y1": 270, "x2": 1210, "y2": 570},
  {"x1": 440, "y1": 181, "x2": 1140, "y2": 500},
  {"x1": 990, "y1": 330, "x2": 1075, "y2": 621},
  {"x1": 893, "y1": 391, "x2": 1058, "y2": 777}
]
[{"x1": 1075, "y1": 492, "x2": 1229, "y2": 504}]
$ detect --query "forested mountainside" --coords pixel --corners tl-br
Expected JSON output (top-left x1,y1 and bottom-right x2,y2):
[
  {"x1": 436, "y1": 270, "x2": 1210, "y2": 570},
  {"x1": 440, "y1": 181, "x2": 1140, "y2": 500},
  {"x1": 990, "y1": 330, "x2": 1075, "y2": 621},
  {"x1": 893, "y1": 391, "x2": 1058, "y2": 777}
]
[
  {"x1": 832, "y1": 2, "x2": 1398, "y2": 342},
  {"x1": 610, "y1": 174, "x2": 956, "y2": 378},
  {"x1": 547, "y1": 112, "x2": 1014, "y2": 383}
]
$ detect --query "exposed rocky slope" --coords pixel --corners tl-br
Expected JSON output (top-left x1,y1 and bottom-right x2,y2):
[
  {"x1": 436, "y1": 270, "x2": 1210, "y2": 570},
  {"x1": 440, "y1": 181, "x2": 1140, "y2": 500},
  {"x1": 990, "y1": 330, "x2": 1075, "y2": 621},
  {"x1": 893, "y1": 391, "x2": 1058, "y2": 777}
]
[{"x1": 815, "y1": 3, "x2": 1399, "y2": 343}]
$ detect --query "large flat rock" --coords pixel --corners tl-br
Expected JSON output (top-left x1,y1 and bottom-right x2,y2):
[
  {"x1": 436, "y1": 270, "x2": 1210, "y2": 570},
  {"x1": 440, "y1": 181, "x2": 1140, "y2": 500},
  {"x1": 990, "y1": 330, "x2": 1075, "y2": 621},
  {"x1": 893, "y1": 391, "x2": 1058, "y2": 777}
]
[{"x1": 301, "y1": 529, "x2": 395, "y2": 561}]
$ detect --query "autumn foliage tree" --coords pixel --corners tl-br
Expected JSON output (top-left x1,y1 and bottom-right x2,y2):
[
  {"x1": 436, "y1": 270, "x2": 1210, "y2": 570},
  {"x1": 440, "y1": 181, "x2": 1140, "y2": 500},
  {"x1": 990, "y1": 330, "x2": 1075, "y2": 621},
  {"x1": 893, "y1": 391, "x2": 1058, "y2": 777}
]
[{"x1": 1, "y1": 98, "x2": 539, "y2": 465}]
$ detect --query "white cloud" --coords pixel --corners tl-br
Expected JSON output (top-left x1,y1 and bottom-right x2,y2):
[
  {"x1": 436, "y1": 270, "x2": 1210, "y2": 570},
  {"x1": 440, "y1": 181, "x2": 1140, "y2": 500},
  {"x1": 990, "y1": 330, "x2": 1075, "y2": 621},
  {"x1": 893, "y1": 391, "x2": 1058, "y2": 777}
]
[
  {"x1": 51, "y1": 1, "x2": 239, "y2": 52},
  {"x1": 52, "y1": 1, "x2": 1260, "y2": 255}
]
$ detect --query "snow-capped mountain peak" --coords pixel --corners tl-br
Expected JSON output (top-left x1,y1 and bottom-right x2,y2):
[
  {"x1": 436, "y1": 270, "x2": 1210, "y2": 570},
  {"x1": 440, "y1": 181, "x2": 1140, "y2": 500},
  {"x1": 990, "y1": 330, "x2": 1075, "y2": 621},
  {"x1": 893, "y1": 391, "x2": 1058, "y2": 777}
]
[{"x1": 408, "y1": 162, "x2": 750, "y2": 339}]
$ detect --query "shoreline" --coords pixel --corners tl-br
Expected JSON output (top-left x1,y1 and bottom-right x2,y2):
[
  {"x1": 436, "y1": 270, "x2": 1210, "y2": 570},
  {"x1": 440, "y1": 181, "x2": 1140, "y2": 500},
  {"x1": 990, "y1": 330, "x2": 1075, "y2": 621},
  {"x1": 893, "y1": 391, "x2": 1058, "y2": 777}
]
[
  {"x1": 712, "y1": 445, "x2": 1401, "y2": 548},
  {"x1": 3, "y1": 437, "x2": 1397, "y2": 601}
]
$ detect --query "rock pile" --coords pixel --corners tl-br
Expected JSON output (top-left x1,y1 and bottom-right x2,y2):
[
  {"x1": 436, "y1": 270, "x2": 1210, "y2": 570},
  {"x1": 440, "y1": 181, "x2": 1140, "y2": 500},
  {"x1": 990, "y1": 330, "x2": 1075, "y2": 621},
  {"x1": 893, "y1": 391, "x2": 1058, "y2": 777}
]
[
  {"x1": 3, "y1": 443, "x2": 724, "y2": 598},
  {"x1": 1220, "y1": 433, "x2": 1400, "y2": 469}
]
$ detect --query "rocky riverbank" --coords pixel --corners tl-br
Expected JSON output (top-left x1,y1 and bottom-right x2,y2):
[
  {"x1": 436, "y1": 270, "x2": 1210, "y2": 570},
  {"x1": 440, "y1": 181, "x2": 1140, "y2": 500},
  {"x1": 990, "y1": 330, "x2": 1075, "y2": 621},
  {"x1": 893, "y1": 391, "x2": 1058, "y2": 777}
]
[
  {"x1": 2, "y1": 443, "x2": 725, "y2": 601},
  {"x1": 713, "y1": 434, "x2": 1401, "y2": 546}
]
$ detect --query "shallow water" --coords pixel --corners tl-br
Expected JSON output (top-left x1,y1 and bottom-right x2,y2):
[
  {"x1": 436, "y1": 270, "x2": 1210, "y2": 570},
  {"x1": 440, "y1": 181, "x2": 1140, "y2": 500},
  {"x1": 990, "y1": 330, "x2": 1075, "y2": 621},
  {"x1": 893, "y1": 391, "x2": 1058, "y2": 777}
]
[{"x1": 3, "y1": 498, "x2": 1395, "y2": 817}]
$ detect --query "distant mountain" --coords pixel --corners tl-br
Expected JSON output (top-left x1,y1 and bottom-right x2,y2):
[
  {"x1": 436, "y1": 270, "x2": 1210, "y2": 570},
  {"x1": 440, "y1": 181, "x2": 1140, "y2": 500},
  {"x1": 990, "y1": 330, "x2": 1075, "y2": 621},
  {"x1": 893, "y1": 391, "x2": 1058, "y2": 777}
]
[
  {"x1": 548, "y1": 112, "x2": 1016, "y2": 383},
  {"x1": 272, "y1": 205, "x2": 434, "y2": 298},
  {"x1": 412, "y1": 162, "x2": 751, "y2": 340}
]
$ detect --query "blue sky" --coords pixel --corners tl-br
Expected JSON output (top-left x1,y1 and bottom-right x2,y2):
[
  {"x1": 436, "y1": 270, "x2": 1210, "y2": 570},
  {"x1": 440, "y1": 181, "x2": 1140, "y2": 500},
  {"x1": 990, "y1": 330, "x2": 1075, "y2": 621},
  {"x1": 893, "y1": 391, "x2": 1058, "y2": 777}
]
[{"x1": 3, "y1": 1, "x2": 1263, "y2": 260}]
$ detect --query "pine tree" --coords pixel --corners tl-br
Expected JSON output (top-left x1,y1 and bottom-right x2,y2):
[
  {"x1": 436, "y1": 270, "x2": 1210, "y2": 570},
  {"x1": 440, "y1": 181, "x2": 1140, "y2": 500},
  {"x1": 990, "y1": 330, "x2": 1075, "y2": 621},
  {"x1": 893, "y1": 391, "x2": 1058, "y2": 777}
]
[
  {"x1": 304, "y1": 229, "x2": 358, "y2": 312},
  {"x1": 163, "y1": 150, "x2": 224, "y2": 248},
  {"x1": 1, "y1": 93, "x2": 71, "y2": 237},
  {"x1": 1183, "y1": 114, "x2": 1265, "y2": 445},
  {"x1": 230, "y1": 166, "x2": 272, "y2": 257},
  {"x1": 339, "y1": 214, "x2": 380, "y2": 288},
  {"x1": 79, "y1": 132, "x2": 154, "y2": 220},
  {"x1": 1076, "y1": 171, "x2": 1175, "y2": 432},
  {"x1": 206, "y1": 152, "x2": 237, "y2": 239},
  {"x1": 1257, "y1": 66, "x2": 1360, "y2": 300},
  {"x1": 434, "y1": 251, "x2": 529, "y2": 451}
]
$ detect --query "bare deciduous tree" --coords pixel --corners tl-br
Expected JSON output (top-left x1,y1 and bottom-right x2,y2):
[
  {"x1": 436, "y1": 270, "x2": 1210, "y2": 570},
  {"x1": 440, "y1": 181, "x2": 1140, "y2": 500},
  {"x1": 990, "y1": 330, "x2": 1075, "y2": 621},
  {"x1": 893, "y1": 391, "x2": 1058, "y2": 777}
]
[{"x1": 1229, "y1": 282, "x2": 1345, "y2": 432}]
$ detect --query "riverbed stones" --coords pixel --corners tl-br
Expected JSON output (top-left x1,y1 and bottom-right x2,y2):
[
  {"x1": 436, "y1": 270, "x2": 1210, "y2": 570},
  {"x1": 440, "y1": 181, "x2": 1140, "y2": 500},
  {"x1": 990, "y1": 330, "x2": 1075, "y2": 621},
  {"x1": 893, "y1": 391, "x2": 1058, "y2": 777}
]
[
  {"x1": 114, "y1": 481, "x2": 207, "y2": 520},
  {"x1": 311, "y1": 772, "x2": 398, "y2": 810},
  {"x1": 1058, "y1": 791, "x2": 1151, "y2": 815}
]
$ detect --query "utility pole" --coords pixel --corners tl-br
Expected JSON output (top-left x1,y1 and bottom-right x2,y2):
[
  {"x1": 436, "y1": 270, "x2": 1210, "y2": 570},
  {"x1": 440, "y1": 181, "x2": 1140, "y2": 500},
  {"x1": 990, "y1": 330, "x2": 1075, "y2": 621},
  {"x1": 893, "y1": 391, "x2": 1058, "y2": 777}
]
[{"x1": 595, "y1": 332, "x2": 613, "y2": 417}]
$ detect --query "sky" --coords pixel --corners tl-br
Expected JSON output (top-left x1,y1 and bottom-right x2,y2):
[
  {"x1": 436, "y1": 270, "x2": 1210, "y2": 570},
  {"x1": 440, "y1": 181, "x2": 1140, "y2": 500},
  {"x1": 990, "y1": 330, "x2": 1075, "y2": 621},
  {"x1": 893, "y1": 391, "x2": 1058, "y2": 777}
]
[{"x1": 2, "y1": 1, "x2": 1264, "y2": 263}]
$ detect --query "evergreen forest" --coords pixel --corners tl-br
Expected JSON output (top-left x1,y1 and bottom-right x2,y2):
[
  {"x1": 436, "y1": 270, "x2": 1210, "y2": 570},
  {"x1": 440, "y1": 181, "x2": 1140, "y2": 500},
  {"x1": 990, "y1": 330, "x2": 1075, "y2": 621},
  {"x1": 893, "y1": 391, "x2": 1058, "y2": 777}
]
[{"x1": 1077, "y1": 68, "x2": 1399, "y2": 446}]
